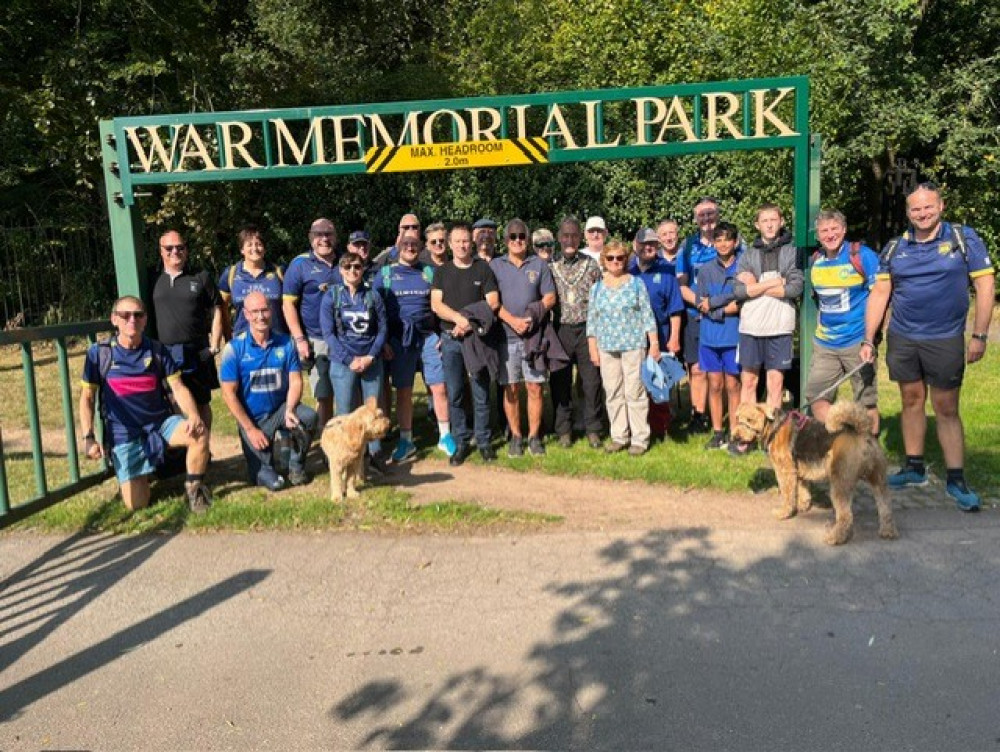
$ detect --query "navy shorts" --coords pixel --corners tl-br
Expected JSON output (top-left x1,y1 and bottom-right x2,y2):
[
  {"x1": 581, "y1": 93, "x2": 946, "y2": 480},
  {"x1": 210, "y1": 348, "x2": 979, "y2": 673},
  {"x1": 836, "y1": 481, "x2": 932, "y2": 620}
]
[
  {"x1": 738, "y1": 333, "x2": 793, "y2": 372},
  {"x1": 886, "y1": 333, "x2": 964, "y2": 389}
]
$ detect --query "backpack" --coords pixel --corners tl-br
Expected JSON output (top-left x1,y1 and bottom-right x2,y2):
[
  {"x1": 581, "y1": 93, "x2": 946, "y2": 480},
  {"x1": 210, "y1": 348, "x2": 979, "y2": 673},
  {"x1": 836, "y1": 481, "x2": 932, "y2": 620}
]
[
  {"x1": 226, "y1": 262, "x2": 284, "y2": 293},
  {"x1": 95, "y1": 338, "x2": 185, "y2": 478},
  {"x1": 330, "y1": 284, "x2": 379, "y2": 338},
  {"x1": 881, "y1": 224, "x2": 969, "y2": 271},
  {"x1": 380, "y1": 263, "x2": 434, "y2": 290},
  {"x1": 810, "y1": 240, "x2": 868, "y2": 279}
]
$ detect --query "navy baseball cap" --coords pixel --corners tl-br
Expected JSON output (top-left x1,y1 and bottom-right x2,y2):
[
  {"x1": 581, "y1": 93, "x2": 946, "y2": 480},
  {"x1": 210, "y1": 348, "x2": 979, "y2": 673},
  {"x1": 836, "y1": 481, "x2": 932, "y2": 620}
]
[
  {"x1": 472, "y1": 218, "x2": 498, "y2": 230},
  {"x1": 348, "y1": 230, "x2": 370, "y2": 244}
]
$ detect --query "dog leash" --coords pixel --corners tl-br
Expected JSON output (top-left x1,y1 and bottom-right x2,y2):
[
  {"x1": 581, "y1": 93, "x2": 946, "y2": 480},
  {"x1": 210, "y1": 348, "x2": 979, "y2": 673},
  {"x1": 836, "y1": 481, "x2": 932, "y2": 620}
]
[{"x1": 802, "y1": 361, "x2": 870, "y2": 410}]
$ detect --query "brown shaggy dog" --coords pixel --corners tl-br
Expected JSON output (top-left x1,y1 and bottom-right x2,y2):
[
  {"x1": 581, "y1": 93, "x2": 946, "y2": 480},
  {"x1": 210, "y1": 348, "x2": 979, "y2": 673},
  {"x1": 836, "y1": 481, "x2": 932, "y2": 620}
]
[
  {"x1": 320, "y1": 397, "x2": 391, "y2": 501},
  {"x1": 732, "y1": 401, "x2": 898, "y2": 545}
]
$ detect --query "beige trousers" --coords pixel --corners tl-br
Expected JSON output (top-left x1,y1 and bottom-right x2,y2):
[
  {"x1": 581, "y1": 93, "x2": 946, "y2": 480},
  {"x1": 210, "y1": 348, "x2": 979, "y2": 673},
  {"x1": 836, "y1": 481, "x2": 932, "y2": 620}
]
[{"x1": 599, "y1": 349, "x2": 650, "y2": 449}]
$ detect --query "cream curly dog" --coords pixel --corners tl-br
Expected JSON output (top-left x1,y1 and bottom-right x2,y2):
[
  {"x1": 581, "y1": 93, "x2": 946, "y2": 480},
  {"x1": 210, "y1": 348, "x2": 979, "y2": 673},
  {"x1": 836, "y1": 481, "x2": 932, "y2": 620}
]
[{"x1": 320, "y1": 398, "x2": 391, "y2": 501}]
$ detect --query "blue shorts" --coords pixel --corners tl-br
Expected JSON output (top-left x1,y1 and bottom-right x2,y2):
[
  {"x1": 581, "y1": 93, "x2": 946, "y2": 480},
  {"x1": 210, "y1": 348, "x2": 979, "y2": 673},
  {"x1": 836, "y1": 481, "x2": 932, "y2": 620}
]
[
  {"x1": 388, "y1": 333, "x2": 445, "y2": 389},
  {"x1": 110, "y1": 415, "x2": 185, "y2": 483},
  {"x1": 498, "y1": 338, "x2": 547, "y2": 385},
  {"x1": 738, "y1": 333, "x2": 793, "y2": 372},
  {"x1": 699, "y1": 344, "x2": 740, "y2": 376}
]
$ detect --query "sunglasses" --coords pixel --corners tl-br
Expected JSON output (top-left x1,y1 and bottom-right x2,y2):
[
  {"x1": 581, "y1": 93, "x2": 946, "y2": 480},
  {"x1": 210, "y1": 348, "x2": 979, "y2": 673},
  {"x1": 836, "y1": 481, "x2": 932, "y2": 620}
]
[
  {"x1": 508, "y1": 233, "x2": 527, "y2": 241},
  {"x1": 534, "y1": 241, "x2": 554, "y2": 248},
  {"x1": 427, "y1": 238, "x2": 446, "y2": 246},
  {"x1": 115, "y1": 310, "x2": 146, "y2": 320},
  {"x1": 400, "y1": 223, "x2": 420, "y2": 230},
  {"x1": 604, "y1": 255, "x2": 627, "y2": 262},
  {"x1": 342, "y1": 264, "x2": 363, "y2": 271},
  {"x1": 161, "y1": 244, "x2": 187, "y2": 253}
]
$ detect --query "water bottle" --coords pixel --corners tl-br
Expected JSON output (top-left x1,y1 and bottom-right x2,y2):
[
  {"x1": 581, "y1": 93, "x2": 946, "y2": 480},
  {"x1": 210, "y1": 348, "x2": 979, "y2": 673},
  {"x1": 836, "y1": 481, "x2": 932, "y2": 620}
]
[{"x1": 273, "y1": 429, "x2": 292, "y2": 475}]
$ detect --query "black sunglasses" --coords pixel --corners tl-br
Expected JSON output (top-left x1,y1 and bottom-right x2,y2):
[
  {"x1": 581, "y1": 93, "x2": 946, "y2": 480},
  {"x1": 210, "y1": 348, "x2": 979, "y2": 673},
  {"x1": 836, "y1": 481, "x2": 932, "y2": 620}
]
[
  {"x1": 115, "y1": 310, "x2": 147, "y2": 320},
  {"x1": 342, "y1": 264, "x2": 363, "y2": 271},
  {"x1": 161, "y1": 244, "x2": 187, "y2": 253},
  {"x1": 604, "y1": 255, "x2": 627, "y2": 262},
  {"x1": 508, "y1": 233, "x2": 527, "y2": 241}
]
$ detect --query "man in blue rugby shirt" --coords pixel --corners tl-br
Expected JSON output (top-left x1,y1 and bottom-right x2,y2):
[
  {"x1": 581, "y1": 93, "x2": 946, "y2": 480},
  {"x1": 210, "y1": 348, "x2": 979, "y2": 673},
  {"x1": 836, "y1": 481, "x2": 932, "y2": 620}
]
[
  {"x1": 804, "y1": 210, "x2": 880, "y2": 433},
  {"x1": 220, "y1": 292, "x2": 318, "y2": 491},
  {"x1": 862, "y1": 183, "x2": 995, "y2": 511},
  {"x1": 283, "y1": 217, "x2": 341, "y2": 431},
  {"x1": 375, "y1": 235, "x2": 455, "y2": 462}
]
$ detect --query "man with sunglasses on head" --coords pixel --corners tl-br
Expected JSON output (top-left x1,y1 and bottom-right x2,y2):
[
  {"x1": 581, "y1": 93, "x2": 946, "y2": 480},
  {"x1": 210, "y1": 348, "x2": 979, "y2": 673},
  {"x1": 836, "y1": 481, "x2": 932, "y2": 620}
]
[
  {"x1": 283, "y1": 217, "x2": 342, "y2": 431},
  {"x1": 220, "y1": 291, "x2": 317, "y2": 492},
  {"x1": 80, "y1": 296, "x2": 212, "y2": 514},
  {"x1": 862, "y1": 182, "x2": 995, "y2": 512},
  {"x1": 491, "y1": 218, "x2": 558, "y2": 457},
  {"x1": 150, "y1": 230, "x2": 225, "y2": 432}
]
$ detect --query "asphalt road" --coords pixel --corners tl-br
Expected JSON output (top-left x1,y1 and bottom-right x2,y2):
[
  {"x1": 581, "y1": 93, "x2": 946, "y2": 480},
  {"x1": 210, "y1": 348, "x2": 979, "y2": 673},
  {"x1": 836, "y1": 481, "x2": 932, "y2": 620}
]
[{"x1": 2, "y1": 507, "x2": 999, "y2": 750}]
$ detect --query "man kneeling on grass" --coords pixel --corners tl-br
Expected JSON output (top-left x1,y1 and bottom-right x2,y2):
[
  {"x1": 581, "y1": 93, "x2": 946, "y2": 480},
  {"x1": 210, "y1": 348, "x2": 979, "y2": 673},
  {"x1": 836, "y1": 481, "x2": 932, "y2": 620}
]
[
  {"x1": 220, "y1": 292, "x2": 318, "y2": 492},
  {"x1": 80, "y1": 295, "x2": 212, "y2": 513}
]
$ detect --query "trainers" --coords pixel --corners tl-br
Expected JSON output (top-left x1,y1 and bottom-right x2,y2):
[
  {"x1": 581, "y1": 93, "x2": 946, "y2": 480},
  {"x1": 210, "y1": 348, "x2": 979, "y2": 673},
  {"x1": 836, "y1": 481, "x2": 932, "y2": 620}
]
[
  {"x1": 946, "y1": 481, "x2": 980, "y2": 512},
  {"x1": 704, "y1": 432, "x2": 729, "y2": 451},
  {"x1": 587, "y1": 432, "x2": 603, "y2": 449},
  {"x1": 391, "y1": 439, "x2": 417, "y2": 464},
  {"x1": 628, "y1": 444, "x2": 647, "y2": 456},
  {"x1": 688, "y1": 412, "x2": 711, "y2": 434},
  {"x1": 605, "y1": 441, "x2": 628, "y2": 454},
  {"x1": 528, "y1": 436, "x2": 546, "y2": 456},
  {"x1": 507, "y1": 436, "x2": 524, "y2": 458},
  {"x1": 185, "y1": 481, "x2": 213, "y2": 513},
  {"x1": 368, "y1": 453, "x2": 389, "y2": 478},
  {"x1": 287, "y1": 468, "x2": 310, "y2": 487},
  {"x1": 887, "y1": 467, "x2": 929, "y2": 488},
  {"x1": 437, "y1": 433, "x2": 457, "y2": 457},
  {"x1": 728, "y1": 440, "x2": 757, "y2": 456},
  {"x1": 558, "y1": 434, "x2": 573, "y2": 449},
  {"x1": 449, "y1": 443, "x2": 472, "y2": 467},
  {"x1": 257, "y1": 466, "x2": 286, "y2": 492},
  {"x1": 479, "y1": 446, "x2": 497, "y2": 463}
]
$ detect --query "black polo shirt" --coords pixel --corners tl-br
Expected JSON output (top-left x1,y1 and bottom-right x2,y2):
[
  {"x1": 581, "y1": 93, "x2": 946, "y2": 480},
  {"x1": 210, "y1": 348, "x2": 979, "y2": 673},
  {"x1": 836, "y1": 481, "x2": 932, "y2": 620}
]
[{"x1": 151, "y1": 268, "x2": 222, "y2": 346}]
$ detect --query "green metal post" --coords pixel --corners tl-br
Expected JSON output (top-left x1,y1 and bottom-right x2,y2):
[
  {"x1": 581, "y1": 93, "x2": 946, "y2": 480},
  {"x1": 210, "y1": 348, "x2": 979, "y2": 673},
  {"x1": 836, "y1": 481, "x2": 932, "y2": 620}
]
[
  {"x1": 56, "y1": 337, "x2": 81, "y2": 483},
  {"x1": 0, "y1": 426, "x2": 9, "y2": 514},
  {"x1": 792, "y1": 80, "x2": 814, "y2": 403},
  {"x1": 21, "y1": 342, "x2": 48, "y2": 497},
  {"x1": 100, "y1": 119, "x2": 148, "y2": 299}
]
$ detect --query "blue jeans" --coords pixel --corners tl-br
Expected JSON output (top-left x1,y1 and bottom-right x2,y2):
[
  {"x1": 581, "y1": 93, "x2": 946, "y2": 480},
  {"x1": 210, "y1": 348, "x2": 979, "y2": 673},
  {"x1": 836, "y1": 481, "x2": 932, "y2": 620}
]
[
  {"x1": 331, "y1": 358, "x2": 384, "y2": 455},
  {"x1": 238, "y1": 402, "x2": 318, "y2": 483},
  {"x1": 440, "y1": 333, "x2": 491, "y2": 448}
]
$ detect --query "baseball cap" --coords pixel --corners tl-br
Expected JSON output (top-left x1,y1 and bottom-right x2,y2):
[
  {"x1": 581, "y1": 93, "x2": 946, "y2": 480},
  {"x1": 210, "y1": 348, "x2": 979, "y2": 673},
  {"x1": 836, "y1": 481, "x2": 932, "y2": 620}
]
[
  {"x1": 348, "y1": 230, "x2": 370, "y2": 244},
  {"x1": 472, "y1": 218, "x2": 498, "y2": 230},
  {"x1": 585, "y1": 216, "x2": 607, "y2": 232},
  {"x1": 635, "y1": 228, "x2": 658, "y2": 244}
]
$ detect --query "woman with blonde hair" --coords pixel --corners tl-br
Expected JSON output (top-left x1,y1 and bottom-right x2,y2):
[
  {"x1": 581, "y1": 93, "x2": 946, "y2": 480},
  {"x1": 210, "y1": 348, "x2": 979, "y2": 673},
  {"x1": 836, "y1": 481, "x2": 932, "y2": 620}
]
[{"x1": 586, "y1": 239, "x2": 660, "y2": 455}]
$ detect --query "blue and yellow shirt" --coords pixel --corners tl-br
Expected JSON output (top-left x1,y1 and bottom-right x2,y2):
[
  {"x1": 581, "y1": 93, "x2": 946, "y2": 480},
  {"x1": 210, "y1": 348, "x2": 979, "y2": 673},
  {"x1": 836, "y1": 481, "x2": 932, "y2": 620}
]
[
  {"x1": 282, "y1": 251, "x2": 342, "y2": 339},
  {"x1": 219, "y1": 331, "x2": 300, "y2": 424},
  {"x1": 811, "y1": 243, "x2": 879, "y2": 348},
  {"x1": 879, "y1": 222, "x2": 994, "y2": 340},
  {"x1": 219, "y1": 261, "x2": 287, "y2": 337}
]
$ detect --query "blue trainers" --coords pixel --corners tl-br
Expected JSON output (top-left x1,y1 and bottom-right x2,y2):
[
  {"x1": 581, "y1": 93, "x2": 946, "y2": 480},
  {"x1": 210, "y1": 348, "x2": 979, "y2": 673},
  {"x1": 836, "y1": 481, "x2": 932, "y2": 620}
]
[
  {"x1": 390, "y1": 439, "x2": 417, "y2": 464},
  {"x1": 888, "y1": 468, "x2": 929, "y2": 488},
  {"x1": 437, "y1": 433, "x2": 457, "y2": 457},
  {"x1": 946, "y1": 481, "x2": 981, "y2": 512}
]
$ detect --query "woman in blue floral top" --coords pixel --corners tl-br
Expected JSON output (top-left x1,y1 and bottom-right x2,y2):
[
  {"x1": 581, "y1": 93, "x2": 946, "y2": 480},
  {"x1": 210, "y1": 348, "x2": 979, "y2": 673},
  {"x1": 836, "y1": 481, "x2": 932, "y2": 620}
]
[{"x1": 587, "y1": 239, "x2": 661, "y2": 455}]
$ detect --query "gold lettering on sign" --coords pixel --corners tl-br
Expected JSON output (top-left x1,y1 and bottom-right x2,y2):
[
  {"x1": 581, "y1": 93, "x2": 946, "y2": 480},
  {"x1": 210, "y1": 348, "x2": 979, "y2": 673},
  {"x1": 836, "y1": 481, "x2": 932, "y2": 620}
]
[
  {"x1": 177, "y1": 126, "x2": 218, "y2": 171},
  {"x1": 704, "y1": 92, "x2": 744, "y2": 141},
  {"x1": 368, "y1": 111, "x2": 422, "y2": 148},
  {"x1": 218, "y1": 121, "x2": 262, "y2": 169},
  {"x1": 422, "y1": 109, "x2": 469, "y2": 144},
  {"x1": 581, "y1": 101, "x2": 621, "y2": 148},
  {"x1": 632, "y1": 97, "x2": 697, "y2": 144},
  {"x1": 632, "y1": 97, "x2": 665, "y2": 146},
  {"x1": 273, "y1": 118, "x2": 327, "y2": 166},
  {"x1": 467, "y1": 107, "x2": 503, "y2": 141},
  {"x1": 541, "y1": 104, "x2": 579, "y2": 149},
  {"x1": 510, "y1": 105, "x2": 530, "y2": 140},
  {"x1": 329, "y1": 115, "x2": 367, "y2": 164},
  {"x1": 657, "y1": 96, "x2": 696, "y2": 143},
  {"x1": 753, "y1": 87, "x2": 797, "y2": 137},
  {"x1": 125, "y1": 126, "x2": 180, "y2": 173}
]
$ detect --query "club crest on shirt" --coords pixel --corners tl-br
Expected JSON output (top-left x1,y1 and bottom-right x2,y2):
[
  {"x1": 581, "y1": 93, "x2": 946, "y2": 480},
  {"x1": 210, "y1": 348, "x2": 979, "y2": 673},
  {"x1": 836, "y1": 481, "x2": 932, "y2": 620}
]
[
  {"x1": 527, "y1": 270, "x2": 538, "y2": 284},
  {"x1": 144, "y1": 357, "x2": 153, "y2": 369},
  {"x1": 275, "y1": 348, "x2": 285, "y2": 360},
  {"x1": 189, "y1": 280, "x2": 199, "y2": 293},
  {"x1": 938, "y1": 241, "x2": 953, "y2": 256}
]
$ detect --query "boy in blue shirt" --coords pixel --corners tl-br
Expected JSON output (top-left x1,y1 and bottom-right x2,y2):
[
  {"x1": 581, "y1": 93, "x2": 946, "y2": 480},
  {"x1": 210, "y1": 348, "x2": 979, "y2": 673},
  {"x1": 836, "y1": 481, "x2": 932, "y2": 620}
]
[{"x1": 695, "y1": 223, "x2": 743, "y2": 450}]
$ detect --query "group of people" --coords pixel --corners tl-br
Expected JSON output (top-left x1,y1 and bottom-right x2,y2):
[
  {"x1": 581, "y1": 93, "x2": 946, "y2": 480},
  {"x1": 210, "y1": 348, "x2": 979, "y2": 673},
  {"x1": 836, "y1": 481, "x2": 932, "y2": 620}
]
[{"x1": 79, "y1": 182, "x2": 994, "y2": 514}]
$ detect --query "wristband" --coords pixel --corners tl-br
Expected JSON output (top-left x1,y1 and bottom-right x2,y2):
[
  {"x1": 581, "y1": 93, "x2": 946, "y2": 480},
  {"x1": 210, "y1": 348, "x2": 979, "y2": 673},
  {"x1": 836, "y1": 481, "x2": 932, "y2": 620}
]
[
  {"x1": 971, "y1": 333, "x2": 988, "y2": 343},
  {"x1": 861, "y1": 339, "x2": 876, "y2": 348},
  {"x1": 84, "y1": 432, "x2": 95, "y2": 440}
]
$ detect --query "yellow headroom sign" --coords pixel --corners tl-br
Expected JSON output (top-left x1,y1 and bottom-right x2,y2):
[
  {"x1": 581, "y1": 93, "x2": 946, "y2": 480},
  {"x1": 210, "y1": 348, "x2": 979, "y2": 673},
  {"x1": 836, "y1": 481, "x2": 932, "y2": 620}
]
[{"x1": 366, "y1": 138, "x2": 549, "y2": 173}]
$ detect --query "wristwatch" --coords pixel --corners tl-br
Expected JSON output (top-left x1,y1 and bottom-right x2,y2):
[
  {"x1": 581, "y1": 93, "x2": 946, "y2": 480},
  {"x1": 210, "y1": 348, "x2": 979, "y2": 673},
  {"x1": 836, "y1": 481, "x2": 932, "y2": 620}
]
[
  {"x1": 971, "y1": 332, "x2": 988, "y2": 343},
  {"x1": 84, "y1": 432, "x2": 95, "y2": 441}
]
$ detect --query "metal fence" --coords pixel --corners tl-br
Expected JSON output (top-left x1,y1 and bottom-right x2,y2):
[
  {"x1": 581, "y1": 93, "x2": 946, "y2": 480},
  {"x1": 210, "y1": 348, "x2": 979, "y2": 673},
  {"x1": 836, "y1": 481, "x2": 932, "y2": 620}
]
[{"x1": 0, "y1": 223, "x2": 117, "y2": 328}]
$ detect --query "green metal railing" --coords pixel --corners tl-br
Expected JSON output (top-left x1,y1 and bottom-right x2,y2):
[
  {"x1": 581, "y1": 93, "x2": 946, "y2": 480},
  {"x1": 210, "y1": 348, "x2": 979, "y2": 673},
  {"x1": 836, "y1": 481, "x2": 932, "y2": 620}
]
[{"x1": 0, "y1": 321, "x2": 113, "y2": 528}]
